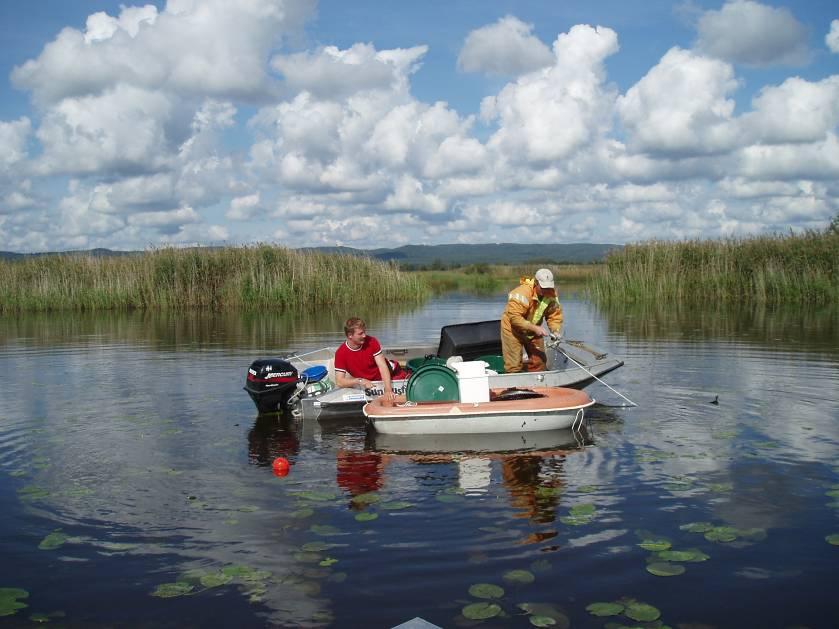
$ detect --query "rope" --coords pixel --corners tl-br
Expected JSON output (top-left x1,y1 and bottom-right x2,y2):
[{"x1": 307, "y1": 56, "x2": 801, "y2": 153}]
[
  {"x1": 286, "y1": 347, "x2": 332, "y2": 368},
  {"x1": 550, "y1": 339, "x2": 638, "y2": 408}
]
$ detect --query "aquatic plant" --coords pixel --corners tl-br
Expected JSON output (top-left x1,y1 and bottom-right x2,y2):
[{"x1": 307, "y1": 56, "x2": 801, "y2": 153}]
[
  {"x1": 589, "y1": 231, "x2": 838, "y2": 304},
  {"x1": 0, "y1": 245, "x2": 427, "y2": 312},
  {"x1": 0, "y1": 588, "x2": 29, "y2": 617}
]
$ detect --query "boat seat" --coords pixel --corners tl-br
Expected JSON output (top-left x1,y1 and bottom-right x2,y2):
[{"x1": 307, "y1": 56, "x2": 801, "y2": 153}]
[{"x1": 437, "y1": 320, "x2": 503, "y2": 360}]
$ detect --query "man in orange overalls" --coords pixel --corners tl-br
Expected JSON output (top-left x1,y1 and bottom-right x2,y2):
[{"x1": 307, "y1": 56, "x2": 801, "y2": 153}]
[{"x1": 500, "y1": 268, "x2": 564, "y2": 373}]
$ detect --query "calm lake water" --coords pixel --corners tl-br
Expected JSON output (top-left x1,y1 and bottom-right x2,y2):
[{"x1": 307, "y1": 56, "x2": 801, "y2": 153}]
[{"x1": 1, "y1": 292, "x2": 838, "y2": 628}]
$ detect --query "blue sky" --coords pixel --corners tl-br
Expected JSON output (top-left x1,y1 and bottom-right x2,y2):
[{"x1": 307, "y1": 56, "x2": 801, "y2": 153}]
[{"x1": 0, "y1": 0, "x2": 837, "y2": 252}]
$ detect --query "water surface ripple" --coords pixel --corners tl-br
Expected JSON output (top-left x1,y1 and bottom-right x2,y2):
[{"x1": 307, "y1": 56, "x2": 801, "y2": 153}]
[{"x1": 1, "y1": 295, "x2": 837, "y2": 628}]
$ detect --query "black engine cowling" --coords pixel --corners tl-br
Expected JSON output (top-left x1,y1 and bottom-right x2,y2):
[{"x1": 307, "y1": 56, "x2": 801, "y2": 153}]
[{"x1": 243, "y1": 359, "x2": 299, "y2": 414}]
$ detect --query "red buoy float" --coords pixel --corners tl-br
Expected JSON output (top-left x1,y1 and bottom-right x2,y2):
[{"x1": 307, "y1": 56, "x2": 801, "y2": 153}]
[{"x1": 272, "y1": 457, "x2": 290, "y2": 477}]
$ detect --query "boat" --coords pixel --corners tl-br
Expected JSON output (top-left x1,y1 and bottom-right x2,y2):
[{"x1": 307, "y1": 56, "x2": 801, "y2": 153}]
[
  {"x1": 362, "y1": 386, "x2": 594, "y2": 435},
  {"x1": 369, "y1": 427, "x2": 589, "y2": 456},
  {"x1": 244, "y1": 319, "x2": 622, "y2": 419}
]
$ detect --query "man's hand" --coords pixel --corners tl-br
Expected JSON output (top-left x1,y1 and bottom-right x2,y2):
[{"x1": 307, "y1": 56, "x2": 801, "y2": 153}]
[
  {"x1": 531, "y1": 325, "x2": 547, "y2": 338},
  {"x1": 549, "y1": 331, "x2": 563, "y2": 342}
]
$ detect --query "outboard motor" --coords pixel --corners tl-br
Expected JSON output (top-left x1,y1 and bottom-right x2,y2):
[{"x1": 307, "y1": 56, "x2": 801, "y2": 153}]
[{"x1": 244, "y1": 359, "x2": 300, "y2": 414}]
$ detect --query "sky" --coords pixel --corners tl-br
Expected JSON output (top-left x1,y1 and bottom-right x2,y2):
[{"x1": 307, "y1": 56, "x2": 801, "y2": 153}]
[{"x1": 0, "y1": 0, "x2": 837, "y2": 253}]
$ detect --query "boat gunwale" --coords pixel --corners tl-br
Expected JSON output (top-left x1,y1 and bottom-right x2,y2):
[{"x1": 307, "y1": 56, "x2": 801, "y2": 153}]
[{"x1": 363, "y1": 388, "x2": 594, "y2": 419}]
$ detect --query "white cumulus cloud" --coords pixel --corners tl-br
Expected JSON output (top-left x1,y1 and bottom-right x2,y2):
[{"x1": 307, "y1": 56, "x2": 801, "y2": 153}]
[
  {"x1": 482, "y1": 24, "x2": 619, "y2": 163},
  {"x1": 696, "y1": 0, "x2": 809, "y2": 66},
  {"x1": 272, "y1": 43, "x2": 428, "y2": 100},
  {"x1": 827, "y1": 19, "x2": 839, "y2": 53},
  {"x1": 618, "y1": 47, "x2": 740, "y2": 157},
  {"x1": 458, "y1": 16, "x2": 554, "y2": 76}
]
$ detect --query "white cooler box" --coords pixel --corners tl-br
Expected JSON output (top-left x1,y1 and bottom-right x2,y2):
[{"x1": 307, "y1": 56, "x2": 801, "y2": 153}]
[{"x1": 451, "y1": 360, "x2": 490, "y2": 403}]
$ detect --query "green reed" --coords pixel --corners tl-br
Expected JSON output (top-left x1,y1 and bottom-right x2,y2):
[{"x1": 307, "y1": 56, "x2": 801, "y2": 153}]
[
  {"x1": 416, "y1": 264, "x2": 600, "y2": 294},
  {"x1": 0, "y1": 245, "x2": 427, "y2": 312},
  {"x1": 588, "y1": 231, "x2": 838, "y2": 304}
]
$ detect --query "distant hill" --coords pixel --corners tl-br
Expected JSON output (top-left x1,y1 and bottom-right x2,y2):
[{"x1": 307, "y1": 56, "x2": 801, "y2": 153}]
[
  {"x1": 303, "y1": 243, "x2": 620, "y2": 266},
  {"x1": 0, "y1": 248, "x2": 137, "y2": 261},
  {"x1": 1, "y1": 243, "x2": 620, "y2": 266}
]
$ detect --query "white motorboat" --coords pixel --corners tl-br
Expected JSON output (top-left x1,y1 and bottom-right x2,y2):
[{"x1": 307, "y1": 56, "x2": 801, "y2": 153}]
[{"x1": 363, "y1": 386, "x2": 595, "y2": 435}]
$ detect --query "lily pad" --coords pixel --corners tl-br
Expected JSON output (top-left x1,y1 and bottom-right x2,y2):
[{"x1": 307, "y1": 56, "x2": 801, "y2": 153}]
[
  {"x1": 704, "y1": 527, "x2": 737, "y2": 543},
  {"x1": 221, "y1": 564, "x2": 271, "y2": 582},
  {"x1": 462, "y1": 602, "x2": 502, "y2": 620},
  {"x1": 682, "y1": 548, "x2": 710, "y2": 562},
  {"x1": 503, "y1": 569, "x2": 535, "y2": 584},
  {"x1": 680, "y1": 522, "x2": 713, "y2": 533},
  {"x1": 200, "y1": 572, "x2": 233, "y2": 588},
  {"x1": 517, "y1": 603, "x2": 570, "y2": 629},
  {"x1": 646, "y1": 562, "x2": 686, "y2": 577},
  {"x1": 469, "y1": 583, "x2": 505, "y2": 599},
  {"x1": 560, "y1": 514, "x2": 593, "y2": 526},
  {"x1": 530, "y1": 615, "x2": 556, "y2": 626},
  {"x1": 309, "y1": 524, "x2": 342, "y2": 536},
  {"x1": 570, "y1": 503, "x2": 596, "y2": 516},
  {"x1": 319, "y1": 557, "x2": 338, "y2": 567},
  {"x1": 0, "y1": 588, "x2": 29, "y2": 617},
  {"x1": 655, "y1": 550, "x2": 697, "y2": 562},
  {"x1": 290, "y1": 507, "x2": 315, "y2": 519},
  {"x1": 585, "y1": 602, "x2": 624, "y2": 617},
  {"x1": 17, "y1": 485, "x2": 50, "y2": 501},
  {"x1": 638, "y1": 538, "x2": 671, "y2": 551},
  {"x1": 355, "y1": 512, "x2": 378, "y2": 522},
  {"x1": 825, "y1": 534, "x2": 839, "y2": 546},
  {"x1": 151, "y1": 582, "x2": 194, "y2": 598},
  {"x1": 38, "y1": 530, "x2": 68, "y2": 551},
  {"x1": 625, "y1": 601, "x2": 661, "y2": 621},
  {"x1": 709, "y1": 482, "x2": 733, "y2": 493},
  {"x1": 380, "y1": 501, "x2": 414, "y2": 510},
  {"x1": 350, "y1": 492, "x2": 380, "y2": 505}
]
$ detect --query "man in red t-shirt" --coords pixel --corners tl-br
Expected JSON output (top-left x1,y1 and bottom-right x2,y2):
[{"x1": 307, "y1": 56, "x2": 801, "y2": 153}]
[{"x1": 334, "y1": 318, "x2": 407, "y2": 401}]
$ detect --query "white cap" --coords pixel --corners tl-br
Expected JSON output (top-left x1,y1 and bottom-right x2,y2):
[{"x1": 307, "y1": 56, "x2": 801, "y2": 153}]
[{"x1": 534, "y1": 268, "x2": 554, "y2": 289}]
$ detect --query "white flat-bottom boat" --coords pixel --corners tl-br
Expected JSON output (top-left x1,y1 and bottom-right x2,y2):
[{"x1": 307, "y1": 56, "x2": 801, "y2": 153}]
[
  {"x1": 363, "y1": 386, "x2": 594, "y2": 435},
  {"x1": 245, "y1": 320, "x2": 622, "y2": 419}
]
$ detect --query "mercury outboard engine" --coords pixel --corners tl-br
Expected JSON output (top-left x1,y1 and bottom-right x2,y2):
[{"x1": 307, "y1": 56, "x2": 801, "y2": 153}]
[{"x1": 243, "y1": 359, "x2": 300, "y2": 414}]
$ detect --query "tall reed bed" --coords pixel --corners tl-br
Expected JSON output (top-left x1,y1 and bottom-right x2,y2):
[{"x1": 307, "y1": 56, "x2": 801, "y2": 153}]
[
  {"x1": 417, "y1": 264, "x2": 600, "y2": 294},
  {"x1": 0, "y1": 245, "x2": 427, "y2": 311},
  {"x1": 588, "y1": 231, "x2": 838, "y2": 304}
]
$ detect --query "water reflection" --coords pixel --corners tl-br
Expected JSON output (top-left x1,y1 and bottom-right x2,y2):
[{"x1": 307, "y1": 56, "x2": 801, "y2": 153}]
[
  {"x1": 1, "y1": 296, "x2": 837, "y2": 627},
  {"x1": 0, "y1": 303, "x2": 428, "y2": 352},
  {"x1": 600, "y1": 300, "x2": 839, "y2": 353},
  {"x1": 367, "y1": 428, "x2": 589, "y2": 543}
]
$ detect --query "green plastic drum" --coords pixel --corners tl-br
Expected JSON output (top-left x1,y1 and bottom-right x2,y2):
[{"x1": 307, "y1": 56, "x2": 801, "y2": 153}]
[
  {"x1": 478, "y1": 354, "x2": 505, "y2": 374},
  {"x1": 405, "y1": 364, "x2": 459, "y2": 402},
  {"x1": 407, "y1": 356, "x2": 446, "y2": 372}
]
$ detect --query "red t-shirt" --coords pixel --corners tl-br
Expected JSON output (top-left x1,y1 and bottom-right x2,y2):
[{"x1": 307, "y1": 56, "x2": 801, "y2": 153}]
[{"x1": 334, "y1": 336, "x2": 384, "y2": 381}]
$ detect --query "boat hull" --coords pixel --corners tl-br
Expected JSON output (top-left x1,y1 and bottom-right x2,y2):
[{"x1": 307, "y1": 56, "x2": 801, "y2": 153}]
[
  {"x1": 363, "y1": 387, "x2": 594, "y2": 435},
  {"x1": 291, "y1": 340, "x2": 621, "y2": 421}
]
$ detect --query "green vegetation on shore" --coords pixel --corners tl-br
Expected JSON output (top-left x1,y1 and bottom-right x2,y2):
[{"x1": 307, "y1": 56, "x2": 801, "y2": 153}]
[
  {"x1": 3, "y1": 229, "x2": 835, "y2": 312},
  {"x1": 0, "y1": 245, "x2": 426, "y2": 312},
  {"x1": 417, "y1": 263, "x2": 600, "y2": 294},
  {"x1": 588, "y1": 230, "x2": 838, "y2": 304}
]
